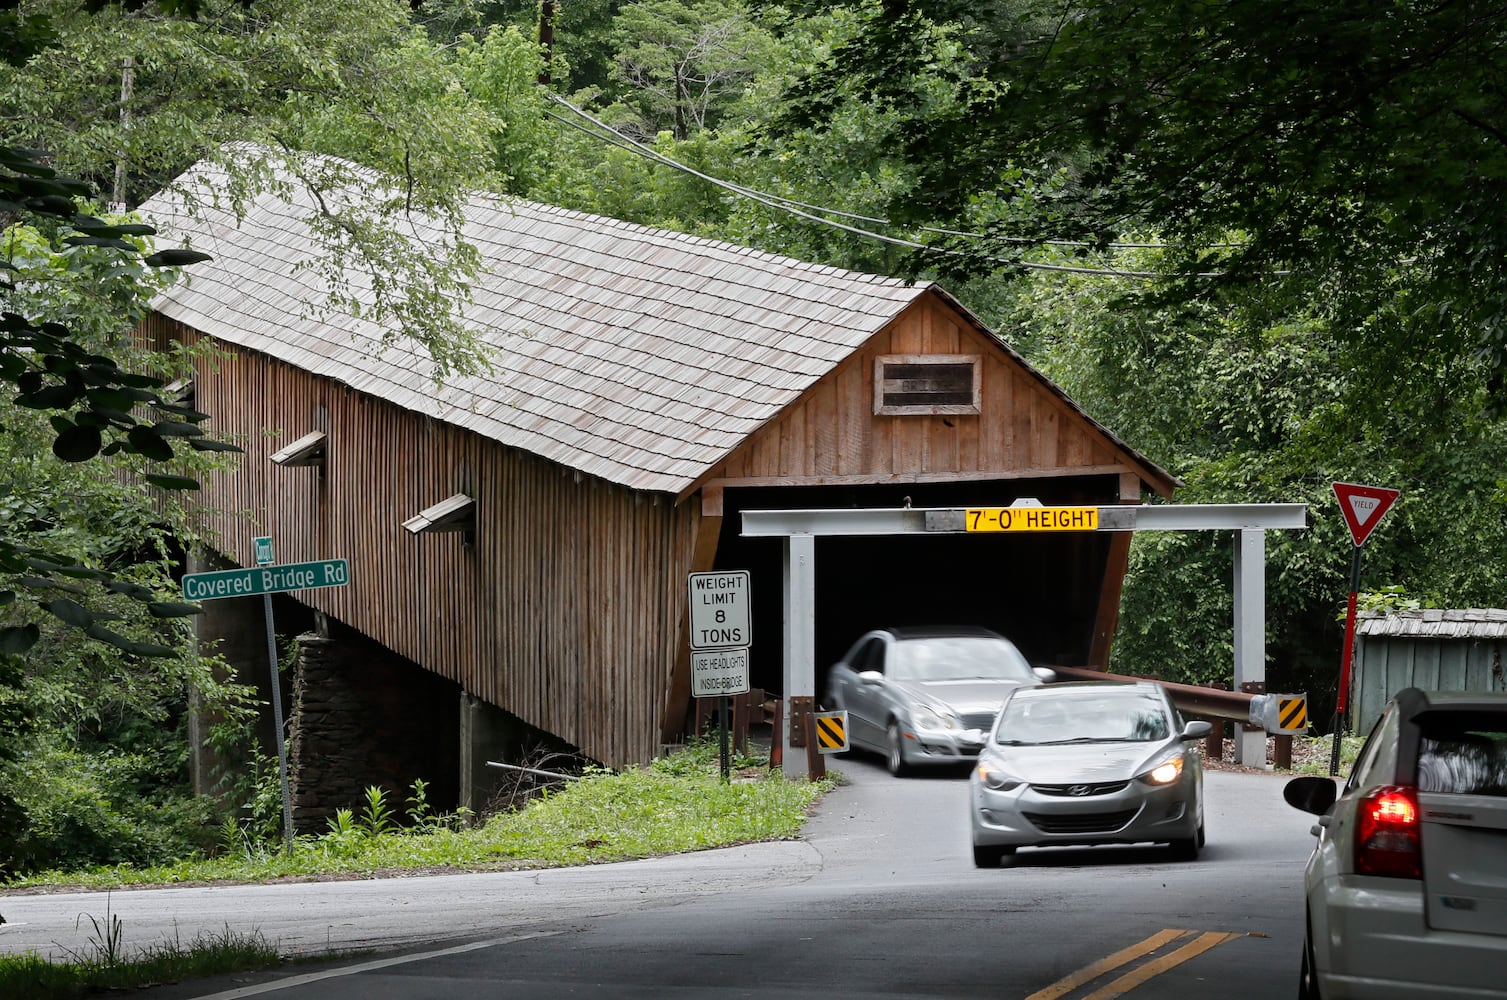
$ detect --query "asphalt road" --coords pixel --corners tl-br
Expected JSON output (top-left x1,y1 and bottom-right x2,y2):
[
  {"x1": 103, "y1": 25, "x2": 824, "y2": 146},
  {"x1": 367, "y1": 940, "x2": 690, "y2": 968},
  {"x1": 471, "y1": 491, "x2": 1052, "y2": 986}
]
[{"x1": 0, "y1": 753, "x2": 1323, "y2": 999}]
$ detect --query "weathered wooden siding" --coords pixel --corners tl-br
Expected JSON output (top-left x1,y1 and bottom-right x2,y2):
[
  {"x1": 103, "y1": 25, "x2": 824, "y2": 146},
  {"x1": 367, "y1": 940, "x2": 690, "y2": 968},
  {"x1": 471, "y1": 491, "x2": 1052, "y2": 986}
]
[
  {"x1": 1352, "y1": 610, "x2": 1507, "y2": 735},
  {"x1": 146, "y1": 315, "x2": 697, "y2": 766},
  {"x1": 710, "y1": 298, "x2": 1125, "y2": 483}
]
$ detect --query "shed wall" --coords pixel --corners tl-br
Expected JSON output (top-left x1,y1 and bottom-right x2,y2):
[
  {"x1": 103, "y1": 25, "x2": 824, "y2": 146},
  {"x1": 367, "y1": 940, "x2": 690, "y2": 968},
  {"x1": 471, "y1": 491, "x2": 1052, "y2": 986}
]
[{"x1": 1353, "y1": 635, "x2": 1507, "y2": 735}]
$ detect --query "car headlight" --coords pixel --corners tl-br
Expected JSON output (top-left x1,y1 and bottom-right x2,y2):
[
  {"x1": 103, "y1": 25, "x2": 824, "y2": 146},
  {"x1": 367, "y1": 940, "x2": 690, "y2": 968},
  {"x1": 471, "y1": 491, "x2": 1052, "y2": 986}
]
[
  {"x1": 976, "y1": 760, "x2": 1022, "y2": 791},
  {"x1": 912, "y1": 706, "x2": 961, "y2": 731},
  {"x1": 1139, "y1": 755, "x2": 1184, "y2": 786}
]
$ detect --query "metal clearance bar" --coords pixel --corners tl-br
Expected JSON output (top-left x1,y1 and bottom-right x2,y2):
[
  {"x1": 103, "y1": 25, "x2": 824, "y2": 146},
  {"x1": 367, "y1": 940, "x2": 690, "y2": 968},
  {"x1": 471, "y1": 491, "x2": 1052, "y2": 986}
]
[{"x1": 741, "y1": 504, "x2": 1310, "y2": 778}]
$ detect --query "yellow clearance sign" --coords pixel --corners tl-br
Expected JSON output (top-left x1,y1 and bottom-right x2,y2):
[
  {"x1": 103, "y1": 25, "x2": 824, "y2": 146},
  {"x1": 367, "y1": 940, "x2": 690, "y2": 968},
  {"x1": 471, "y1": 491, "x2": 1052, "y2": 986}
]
[{"x1": 965, "y1": 507, "x2": 1099, "y2": 532}]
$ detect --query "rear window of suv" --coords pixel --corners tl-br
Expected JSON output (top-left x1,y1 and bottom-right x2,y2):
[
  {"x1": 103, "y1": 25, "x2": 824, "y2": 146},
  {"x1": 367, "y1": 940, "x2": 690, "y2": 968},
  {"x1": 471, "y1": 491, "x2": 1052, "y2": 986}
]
[{"x1": 1416, "y1": 712, "x2": 1507, "y2": 797}]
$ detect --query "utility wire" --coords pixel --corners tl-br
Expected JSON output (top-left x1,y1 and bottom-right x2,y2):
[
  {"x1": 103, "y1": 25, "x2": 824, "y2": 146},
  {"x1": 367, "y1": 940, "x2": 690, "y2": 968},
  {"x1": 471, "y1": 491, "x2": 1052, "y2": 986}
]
[{"x1": 542, "y1": 91, "x2": 1187, "y2": 279}]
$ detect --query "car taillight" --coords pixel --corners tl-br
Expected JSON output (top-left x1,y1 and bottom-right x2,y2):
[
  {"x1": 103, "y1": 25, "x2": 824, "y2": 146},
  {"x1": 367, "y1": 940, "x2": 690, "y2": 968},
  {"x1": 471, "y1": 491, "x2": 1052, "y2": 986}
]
[{"x1": 1354, "y1": 785, "x2": 1421, "y2": 879}]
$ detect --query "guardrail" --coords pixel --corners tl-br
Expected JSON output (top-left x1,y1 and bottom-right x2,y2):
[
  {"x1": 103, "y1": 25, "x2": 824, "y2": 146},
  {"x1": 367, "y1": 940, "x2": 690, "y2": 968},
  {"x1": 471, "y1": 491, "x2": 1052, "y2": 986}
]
[{"x1": 1047, "y1": 665, "x2": 1302, "y2": 769}]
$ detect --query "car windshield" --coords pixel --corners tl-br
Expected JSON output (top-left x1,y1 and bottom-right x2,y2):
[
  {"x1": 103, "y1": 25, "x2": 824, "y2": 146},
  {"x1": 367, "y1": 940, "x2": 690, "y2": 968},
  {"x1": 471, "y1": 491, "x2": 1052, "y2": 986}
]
[
  {"x1": 995, "y1": 690, "x2": 1170, "y2": 745},
  {"x1": 1417, "y1": 712, "x2": 1507, "y2": 797},
  {"x1": 888, "y1": 637, "x2": 1035, "y2": 683}
]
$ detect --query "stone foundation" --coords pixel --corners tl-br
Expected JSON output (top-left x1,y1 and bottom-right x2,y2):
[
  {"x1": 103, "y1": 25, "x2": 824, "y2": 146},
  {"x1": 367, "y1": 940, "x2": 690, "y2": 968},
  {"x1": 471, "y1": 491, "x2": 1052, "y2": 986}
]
[{"x1": 288, "y1": 628, "x2": 459, "y2": 832}]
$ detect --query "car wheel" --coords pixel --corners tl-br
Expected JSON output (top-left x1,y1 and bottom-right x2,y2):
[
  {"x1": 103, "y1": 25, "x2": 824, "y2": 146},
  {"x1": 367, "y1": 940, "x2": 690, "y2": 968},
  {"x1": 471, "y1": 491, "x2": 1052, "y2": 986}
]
[
  {"x1": 1299, "y1": 916, "x2": 1321, "y2": 1000},
  {"x1": 1169, "y1": 831, "x2": 1200, "y2": 861},
  {"x1": 1196, "y1": 818, "x2": 1206, "y2": 849},
  {"x1": 972, "y1": 843, "x2": 1007, "y2": 868},
  {"x1": 886, "y1": 722, "x2": 911, "y2": 777}
]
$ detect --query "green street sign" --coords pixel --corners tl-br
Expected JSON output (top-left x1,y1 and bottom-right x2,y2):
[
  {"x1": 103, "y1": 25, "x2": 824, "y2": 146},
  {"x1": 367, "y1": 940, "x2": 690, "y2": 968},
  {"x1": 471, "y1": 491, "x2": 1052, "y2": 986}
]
[{"x1": 182, "y1": 559, "x2": 350, "y2": 601}]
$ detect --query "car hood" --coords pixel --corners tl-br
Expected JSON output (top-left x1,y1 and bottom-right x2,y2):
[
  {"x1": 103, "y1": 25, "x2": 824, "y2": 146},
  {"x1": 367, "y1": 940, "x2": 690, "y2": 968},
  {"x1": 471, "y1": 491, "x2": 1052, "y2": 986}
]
[
  {"x1": 986, "y1": 741, "x2": 1176, "y2": 783},
  {"x1": 891, "y1": 679, "x2": 1033, "y2": 716}
]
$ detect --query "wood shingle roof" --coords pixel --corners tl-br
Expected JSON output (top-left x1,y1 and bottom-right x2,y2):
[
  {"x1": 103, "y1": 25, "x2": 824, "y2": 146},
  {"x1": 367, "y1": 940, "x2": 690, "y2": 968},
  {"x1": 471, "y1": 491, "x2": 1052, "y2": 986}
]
[{"x1": 141, "y1": 157, "x2": 932, "y2": 495}]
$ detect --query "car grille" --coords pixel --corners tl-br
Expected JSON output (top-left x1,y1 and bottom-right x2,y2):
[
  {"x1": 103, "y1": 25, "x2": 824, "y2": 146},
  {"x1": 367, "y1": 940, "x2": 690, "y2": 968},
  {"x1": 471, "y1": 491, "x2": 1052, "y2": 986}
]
[
  {"x1": 1031, "y1": 781, "x2": 1130, "y2": 797},
  {"x1": 960, "y1": 711, "x2": 996, "y2": 731},
  {"x1": 1023, "y1": 810, "x2": 1138, "y2": 834}
]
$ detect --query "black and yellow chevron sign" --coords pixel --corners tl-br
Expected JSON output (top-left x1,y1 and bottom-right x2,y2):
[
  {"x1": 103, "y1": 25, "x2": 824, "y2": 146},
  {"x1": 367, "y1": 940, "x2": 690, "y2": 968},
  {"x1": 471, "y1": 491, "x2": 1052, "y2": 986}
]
[
  {"x1": 1278, "y1": 696, "x2": 1308, "y2": 734},
  {"x1": 815, "y1": 711, "x2": 849, "y2": 754}
]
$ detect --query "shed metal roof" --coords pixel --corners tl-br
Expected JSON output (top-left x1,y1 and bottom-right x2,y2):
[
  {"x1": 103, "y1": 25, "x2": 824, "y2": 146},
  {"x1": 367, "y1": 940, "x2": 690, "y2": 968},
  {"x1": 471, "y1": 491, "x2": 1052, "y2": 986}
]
[{"x1": 1357, "y1": 609, "x2": 1507, "y2": 639}]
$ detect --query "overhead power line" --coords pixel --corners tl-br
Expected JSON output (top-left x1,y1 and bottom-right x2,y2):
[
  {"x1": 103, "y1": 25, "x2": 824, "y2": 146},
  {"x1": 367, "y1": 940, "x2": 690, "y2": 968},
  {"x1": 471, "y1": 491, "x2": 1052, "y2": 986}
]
[{"x1": 541, "y1": 91, "x2": 1189, "y2": 280}]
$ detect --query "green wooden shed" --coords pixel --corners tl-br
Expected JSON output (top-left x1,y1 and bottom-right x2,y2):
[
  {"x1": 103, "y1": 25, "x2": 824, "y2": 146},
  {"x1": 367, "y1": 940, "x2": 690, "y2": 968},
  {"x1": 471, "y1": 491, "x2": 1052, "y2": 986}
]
[{"x1": 1352, "y1": 609, "x2": 1507, "y2": 734}]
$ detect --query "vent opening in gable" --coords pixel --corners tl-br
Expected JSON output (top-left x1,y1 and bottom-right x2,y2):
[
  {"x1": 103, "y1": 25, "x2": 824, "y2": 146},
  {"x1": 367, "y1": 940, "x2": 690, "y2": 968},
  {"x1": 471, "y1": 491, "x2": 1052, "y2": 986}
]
[{"x1": 875, "y1": 355, "x2": 981, "y2": 415}]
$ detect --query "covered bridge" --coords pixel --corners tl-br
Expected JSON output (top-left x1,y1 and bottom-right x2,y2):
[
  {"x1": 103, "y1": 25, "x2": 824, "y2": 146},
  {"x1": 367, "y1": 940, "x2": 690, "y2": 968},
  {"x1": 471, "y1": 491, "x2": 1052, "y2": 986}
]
[{"x1": 140, "y1": 157, "x2": 1176, "y2": 820}]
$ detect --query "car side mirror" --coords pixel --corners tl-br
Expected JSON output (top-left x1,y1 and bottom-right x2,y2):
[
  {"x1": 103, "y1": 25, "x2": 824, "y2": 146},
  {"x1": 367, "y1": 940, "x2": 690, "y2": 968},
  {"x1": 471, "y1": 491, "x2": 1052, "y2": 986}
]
[
  {"x1": 1283, "y1": 775, "x2": 1339, "y2": 816},
  {"x1": 857, "y1": 670, "x2": 884, "y2": 686},
  {"x1": 1032, "y1": 667, "x2": 1057, "y2": 683},
  {"x1": 1181, "y1": 720, "x2": 1213, "y2": 741}
]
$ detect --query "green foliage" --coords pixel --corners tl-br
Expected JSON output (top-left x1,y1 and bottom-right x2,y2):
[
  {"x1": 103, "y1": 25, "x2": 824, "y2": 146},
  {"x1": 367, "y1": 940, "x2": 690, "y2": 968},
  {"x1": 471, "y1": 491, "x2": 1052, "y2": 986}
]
[
  {"x1": 1289, "y1": 735, "x2": 1364, "y2": 778},
  {"x1": 0, "y1": 921, "x2": 281, "y2": 1000},
  {"x1": 2, "y1": 0, "x2": 503, "y2": 380},
  {"x1": 7, "y1": 756, "x2": 830, "y2": 889},
  {"x1": 1354, "y1": 587, "x2": 1421, "y2": 617},
  {"x1": 358, "y1": 785, "x2": 397, "y2": 837},
  {"x1": 403, "y1": 776, "x2": 462, "y2": 832},
  {"x1": 211, "y1": 750, "x2": 286, "y2": 857},
  {"x1": 964, "y1": 228, "x2": 1507, "y2": 727},
  {"x1": 0, "y1": 708, "x2": 230, "y2": 874},
  {"x1": 652, "y1": 733, "x2": 766, "y2": 777},
  {"x1": 320, "y1": 808, "x2": 365, "y2": 859},
  {"x1": 771, "y1": 1, "x2": 1507, "y2": 408},
  {"x1": 454, "y1": 25, "x2": 556, "y2": 194},
  {"x1": 607, "y1": 0, "x2": 774, "y2": 141},
  {"x1": 0, "y1": 158, "x2": 231, "y2": 657}
]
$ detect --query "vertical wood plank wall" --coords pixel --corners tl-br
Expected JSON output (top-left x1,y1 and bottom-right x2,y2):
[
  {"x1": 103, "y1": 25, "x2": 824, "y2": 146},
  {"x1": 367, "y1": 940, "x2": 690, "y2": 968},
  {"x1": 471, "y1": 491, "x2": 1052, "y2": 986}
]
[
  {"x1": 713, "y1": 299, "x2": 1123, "y2": 481},
  {"x1": 142, "y1": 289, "x2": 1164, "y2": 764},
  {"x1": 145, "y1": 316, "x2": 699, "y2": 766}
]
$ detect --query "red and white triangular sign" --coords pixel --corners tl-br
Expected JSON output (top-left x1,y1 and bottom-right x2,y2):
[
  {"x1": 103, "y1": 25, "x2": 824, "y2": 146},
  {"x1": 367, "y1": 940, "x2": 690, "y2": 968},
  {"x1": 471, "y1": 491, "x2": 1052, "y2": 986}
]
[{"x1": 1332, "y1": 482, "x2": 1400, "y2": 547}]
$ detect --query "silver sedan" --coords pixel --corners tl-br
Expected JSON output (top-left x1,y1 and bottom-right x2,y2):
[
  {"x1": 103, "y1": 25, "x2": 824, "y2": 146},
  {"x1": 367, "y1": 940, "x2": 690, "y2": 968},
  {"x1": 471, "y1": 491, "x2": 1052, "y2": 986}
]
[
  {"x1": 825, "y1": 626, "x2": 1051, "y2": 776},
  {"x1": 969, "y1": 680, "x2": 1211, "y2": 866}
]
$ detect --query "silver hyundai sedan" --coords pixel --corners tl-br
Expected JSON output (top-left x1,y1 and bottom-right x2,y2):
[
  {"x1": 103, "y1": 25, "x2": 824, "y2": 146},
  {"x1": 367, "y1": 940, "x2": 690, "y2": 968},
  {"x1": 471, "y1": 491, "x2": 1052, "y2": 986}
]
[{"x1": 969, "y1": 681, "x2": 1211, "y2": 866}]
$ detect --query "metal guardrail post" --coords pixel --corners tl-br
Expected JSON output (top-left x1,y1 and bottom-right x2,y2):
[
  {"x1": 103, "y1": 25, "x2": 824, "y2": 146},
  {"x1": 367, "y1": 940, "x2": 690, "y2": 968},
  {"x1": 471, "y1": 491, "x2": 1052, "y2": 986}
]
[
  {"x1": 1203, "y1": 718, "x2": 1224, "y2": 760},
  {"x1": 769, "y1": 699, "x2": 783, "y2": 768}
]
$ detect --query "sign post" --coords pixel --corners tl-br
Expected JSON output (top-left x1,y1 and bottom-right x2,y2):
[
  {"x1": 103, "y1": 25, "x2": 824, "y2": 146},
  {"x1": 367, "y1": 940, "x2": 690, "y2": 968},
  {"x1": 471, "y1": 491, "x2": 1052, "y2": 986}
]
[
  {"x1": 687, "y1": 571, "x2": 751, "y2": 782},
  {"x1": 1330, "y1": 483, "x2": 1400, "y2": 775},
  {"x1": 184, "y1": 545, "x2": 352, "y2": 853}
]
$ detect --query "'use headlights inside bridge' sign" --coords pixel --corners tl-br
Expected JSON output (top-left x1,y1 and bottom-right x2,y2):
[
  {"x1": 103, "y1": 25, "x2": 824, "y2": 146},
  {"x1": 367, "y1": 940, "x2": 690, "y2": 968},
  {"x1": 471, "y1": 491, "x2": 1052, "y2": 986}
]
[{"x1": 688, "y1": 570, "x2": 751, "y2": 650}]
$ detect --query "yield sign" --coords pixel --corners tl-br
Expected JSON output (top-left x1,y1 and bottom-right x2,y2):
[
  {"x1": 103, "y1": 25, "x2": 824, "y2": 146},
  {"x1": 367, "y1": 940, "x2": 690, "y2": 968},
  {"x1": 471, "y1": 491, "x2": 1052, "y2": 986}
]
[{"x1": 1333, "y1": 482, "x2": 1400, "y2": 547}]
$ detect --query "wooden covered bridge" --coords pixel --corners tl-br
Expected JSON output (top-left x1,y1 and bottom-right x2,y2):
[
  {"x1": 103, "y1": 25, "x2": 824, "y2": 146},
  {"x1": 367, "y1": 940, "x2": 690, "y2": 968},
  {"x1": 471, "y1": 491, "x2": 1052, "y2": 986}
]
[{"x1": 140, "y1": 157, "x2": 1177, "y2": 823}]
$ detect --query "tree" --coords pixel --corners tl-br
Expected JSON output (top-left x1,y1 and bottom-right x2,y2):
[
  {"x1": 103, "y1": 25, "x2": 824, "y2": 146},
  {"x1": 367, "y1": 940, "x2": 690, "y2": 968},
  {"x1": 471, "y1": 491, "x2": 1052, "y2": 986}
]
[
  {"x1": 2, "y1": 0, "x2": 509, "y2": 379},
  {"x1": 610, "y1": 0, "x2": 774, "y2": 140},
  {"x1": 0, "y1": 0, "x2": 511, "y2": 872},
  {"x1": 770, "y1": 1, "x2": 1507, "y2": 409},
  {"x1": 0, "y1": 143, "x2": 265, "y2": 873},
  {"x1": 987, "y1": 244, "x2": 1507, "y2": 724}
]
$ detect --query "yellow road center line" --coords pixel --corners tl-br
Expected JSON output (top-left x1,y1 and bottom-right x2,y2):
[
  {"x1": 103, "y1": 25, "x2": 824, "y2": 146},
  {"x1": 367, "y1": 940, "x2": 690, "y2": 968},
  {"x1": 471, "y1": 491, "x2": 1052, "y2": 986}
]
[
  {"x1": 1080, "y1": 930, "x2": 1240, "y2": 999},
  {"x1": 1023, "y1": 928, "x2": 1192, "y2": 1000}
]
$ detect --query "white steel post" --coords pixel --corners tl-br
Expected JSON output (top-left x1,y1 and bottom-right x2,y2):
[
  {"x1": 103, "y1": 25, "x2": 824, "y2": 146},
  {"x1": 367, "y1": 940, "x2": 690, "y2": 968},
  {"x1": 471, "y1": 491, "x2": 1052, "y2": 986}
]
[
  {"x1": 782, "y1": 533, "x2": 816, "y2": 778},
  {"x1": 1233, "y1": 528, "x2": 1268, "y2": 767}
]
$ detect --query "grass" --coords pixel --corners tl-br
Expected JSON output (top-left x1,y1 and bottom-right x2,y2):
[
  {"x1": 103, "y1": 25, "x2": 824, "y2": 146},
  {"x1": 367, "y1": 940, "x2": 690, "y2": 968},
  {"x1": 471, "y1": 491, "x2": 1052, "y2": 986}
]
[
  {"x1": 1286, "y1": 733, "x2": 1365, "y2": 776},
  {"x1": 0, "y1": 741, "x2": 834, "y2": 995},
  {"x1": 0, "y1": 909, "x2": 284, "y2": 1000}
]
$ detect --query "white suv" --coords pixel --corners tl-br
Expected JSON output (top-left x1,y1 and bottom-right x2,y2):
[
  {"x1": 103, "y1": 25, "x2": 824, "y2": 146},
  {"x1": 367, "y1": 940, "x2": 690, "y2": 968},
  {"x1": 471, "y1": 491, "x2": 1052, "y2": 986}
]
[{"x1": 1285, "y1": 688, "x2": 1507, "y2": 999}]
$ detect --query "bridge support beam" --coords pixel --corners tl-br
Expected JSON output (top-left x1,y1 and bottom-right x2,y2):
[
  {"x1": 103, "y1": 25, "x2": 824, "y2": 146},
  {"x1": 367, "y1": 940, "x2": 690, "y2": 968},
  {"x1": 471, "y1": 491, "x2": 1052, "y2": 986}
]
[{"x1": 744, "y1": 504, "x2": 1308, "y2": 777}]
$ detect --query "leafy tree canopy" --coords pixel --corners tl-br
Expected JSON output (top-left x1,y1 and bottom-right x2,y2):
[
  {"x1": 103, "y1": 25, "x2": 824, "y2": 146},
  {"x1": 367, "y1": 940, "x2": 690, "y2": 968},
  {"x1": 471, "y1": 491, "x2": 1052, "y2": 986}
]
[
  {"x1": 769, "y1": 0, "x2": 1507, "y2": 408},
  {"x1": 3, "y1": 0, "x2": 510, "y2": 379}
]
